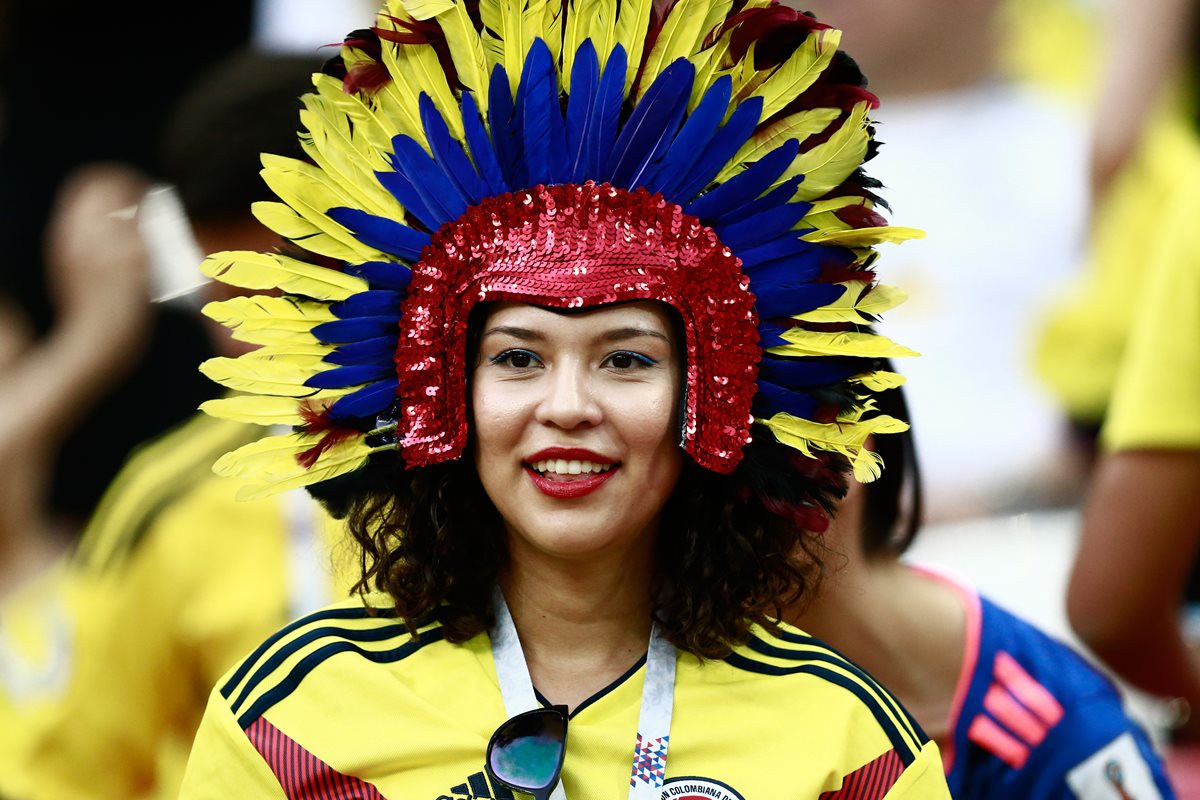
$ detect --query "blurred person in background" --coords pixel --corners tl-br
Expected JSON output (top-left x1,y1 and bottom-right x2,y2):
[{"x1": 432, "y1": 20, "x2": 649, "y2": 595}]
[
  {"x1": 1065, "y1": 108, "x2": 1200, "y2": 776},
  {"x1": 791, "y1": 385, "x2": 1174, "y2": 798},
  {"x1": 0, "y1": 49, "x2": 366, "y2": 800},
  {"x1": 1036, "y1": 0, "x2": 1198, "y2": 462},
  {"x1": 0, "y1": 3, "x2": 252, "y2": 531},
  {"x1": 792, "y1": 0, "x2": 1092, "y2": 522}
]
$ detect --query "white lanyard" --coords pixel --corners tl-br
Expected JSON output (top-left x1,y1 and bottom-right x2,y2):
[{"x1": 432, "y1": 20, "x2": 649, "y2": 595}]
[{"x1": 489, "y1": 587, "x2": 677, "y2": 800}]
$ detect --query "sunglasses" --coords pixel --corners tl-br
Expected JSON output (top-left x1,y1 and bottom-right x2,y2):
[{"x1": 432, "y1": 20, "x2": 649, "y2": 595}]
[{"x1": 485, "y1": 706, "x2": 570, "y2": 800}]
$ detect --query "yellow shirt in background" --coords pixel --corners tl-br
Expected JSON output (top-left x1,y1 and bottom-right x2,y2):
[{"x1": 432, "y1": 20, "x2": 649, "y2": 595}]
[{"x1": 0, "y1": 414, "x2": 356, "y2": 800}]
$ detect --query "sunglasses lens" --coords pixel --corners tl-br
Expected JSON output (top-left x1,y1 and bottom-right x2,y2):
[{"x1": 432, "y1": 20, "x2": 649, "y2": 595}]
[{"x1": 486, "y1": 708, "x2": 567, "y2": 791}]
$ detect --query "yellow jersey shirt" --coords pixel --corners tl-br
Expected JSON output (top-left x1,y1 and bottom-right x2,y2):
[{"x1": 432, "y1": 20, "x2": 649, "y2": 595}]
[
  {"x1": 1101, "y1": 156, "x2": 1200, "y2": 452},
  {"x1": 180, "y1": 598, "x2": 950, "y2": 799},
  {"x1": 4, "y1": 413, "x2": 355, "y2": 800}
]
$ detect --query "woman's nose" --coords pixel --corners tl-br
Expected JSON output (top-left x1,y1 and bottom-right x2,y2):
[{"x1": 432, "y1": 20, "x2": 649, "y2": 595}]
[{"x1": 533, "y1": 361, "x2": 602, "y2": 429}]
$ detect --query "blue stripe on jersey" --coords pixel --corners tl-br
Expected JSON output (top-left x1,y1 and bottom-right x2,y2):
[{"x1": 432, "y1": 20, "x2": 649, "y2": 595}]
[
  {"x1": 743, "y1": 634, "x2": 927, "y2": 747},
  {"x1": 236, "y1": 625, "x2": 446, "y2": 729},
  {"x1": 724, "y1": 653, "x2": 919, "y2": 767},
  {"x1": 229, "y1": 621, "x2": 416, "y2": 716},
  {"x1": 221, "y1": 606, "x2": 399, "y2": 700}
]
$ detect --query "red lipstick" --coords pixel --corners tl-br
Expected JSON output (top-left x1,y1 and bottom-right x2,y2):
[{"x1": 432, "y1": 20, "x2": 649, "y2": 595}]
[
  {"x1": 525, "y1": 466, "x2": 617, "y2": 498},
  {"x1": 524, "y1": 447, "x2": 619, "y2": 499}
]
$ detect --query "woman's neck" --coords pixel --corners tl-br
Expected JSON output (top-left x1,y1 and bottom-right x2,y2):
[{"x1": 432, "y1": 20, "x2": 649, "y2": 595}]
[
  {"x1": 500, "y1": 543, "x2": 655, "y2": 711},
  {"x1": 790, "y1": 557, "x2": 967, "y2": 743}
]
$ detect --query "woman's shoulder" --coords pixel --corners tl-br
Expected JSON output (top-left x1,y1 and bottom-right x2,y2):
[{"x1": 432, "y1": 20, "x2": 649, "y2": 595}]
[
  {"x1": 212, "y1": 595, "x2": 469, "y2": 731},
  {"x1": 687, "y1": 622, "x2": 932, "y2": 763}
]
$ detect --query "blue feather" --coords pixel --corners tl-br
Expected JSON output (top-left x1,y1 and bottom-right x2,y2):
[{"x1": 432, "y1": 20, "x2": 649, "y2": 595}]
[
  {"x1": 328, "y1": 379, "x2": 397, "y2": 421},
  {"x1": 754, "y1": 281, "x2": 845, "y2": 319},
  {"x1": 461, "y1": 90, "x2": 508, "y2": 196},
  {"x1": 514, "y1": 39, "x2": 568, "y2": 186},
  {"x1": 718, "y1": 202, "x2": 811, "y2": 251},
  {"x1": 325, "y1": 336, "x2": 397, "y2": 366},
  {"x1": 744, "y1": 258, "x2": 823, "y2": 299},
  {"x1": 419, "y1": 93, "x2": 491, "y2": 205},
  {"x1": 488, "y1": 64, "x2": 524, "y2": 189},
  {"x1": 721, "y1": 177, "x2": 807, "y2": 226},
  {"x1": 375, "y1": 169, "x2": 439, "y2": 229},
  {"x1": 737, "y1": 236, "x2": 822, "y2": 273},
  {"x1": 330, "y1": 290, "x2": 404, "y2": 319},
  {"x1": 671, "y1": 96, "x2": 763, "y2": 202},
  {"x1": 757, "y1": 321, "x2": 790, "y2": 348},
  {"x1": 326, "y1": 208, "x2": 429, "y2": 261},
  {"x1": 588, "y1": 45, "x2": 627, "y2": 178},
  {"x1": 305, "y1": 363, "x2": 395, "y2": 389},
  {"x1": 753, "y1": 379, "x2": 817, "y2": 419},
  {"x1": 685, "y1": 139, "x2": 799, "y2": 220},
  {"x1": 604, "y1": 59, "x2": 695, "y2": 188},
  {"x1": 758, "y1": 357, "x2": 859, "y2": 388},
  {"x1": 389, "y1": 135, "x2": 468, "y2": 225},
  {"x1": 641, "y1": 75, "x2": 732, "y2": 195},
  {"x1": 311, "y1": 316, "x2": 401, "y2": 344},
  {"x1": 344, "y1": 261, "x2": 413, "y2": 291},
  {"x1": 564, "y1": 40, "x2": 601, "y2": 184}
]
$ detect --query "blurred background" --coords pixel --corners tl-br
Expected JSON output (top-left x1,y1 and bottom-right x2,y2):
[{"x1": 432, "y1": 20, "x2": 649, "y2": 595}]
[{"x1": 3, "y1": 0, "x2": 1200, "y2": 796}]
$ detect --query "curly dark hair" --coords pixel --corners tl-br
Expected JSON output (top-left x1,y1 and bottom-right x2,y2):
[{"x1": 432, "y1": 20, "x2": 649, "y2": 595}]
[{"x1": 331, "y1": 429, "x2": 845, "y2": 660}]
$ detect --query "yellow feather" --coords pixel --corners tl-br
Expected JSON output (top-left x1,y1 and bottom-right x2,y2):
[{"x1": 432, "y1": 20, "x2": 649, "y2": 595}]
[
  {"x1": 358, "y1": 18, "x2": 439, "y2": 145},
  {"x1": 480, "y1": 0, "x2": 551, "y2": 97},
  {"x1": 637, "y1": 0, "x2": 710, "y2": 99},
  {"x1": 299, "y1": 98, "x2": 400, "y2": 218},
  {"x1": 200, "y1": 251, "x2": 371, "y2": 301},
  {"x1": 759, "y1": 412, "x2": 908, "y2": 482},
  {"x1": 611, "y1": 0, "x2": 654, "y2": 91},
  {"x1": 784, "y1": 101, "x2": 870, "y2": 201},
  {"x1": 259, "y1": 156, "x2": 388, "y2": 263},
  {"x1": 716, "y1": 107, "x2": 840, "y2": 183},
  {"x1": 233, "y1": 438, "x2": 379, "y2": 501},
  {"x1": 226, "y1": 327, "x2": 323, "y2": 348},
  {"x1": 202, "y1": 295, "x2": 336, "y2": 336},
  {"x1": 850, "y1": 371, "x2": 907, "y2": 392},
  {"x1": 200, "y1": 391, "x2": 355, "y2": 426},
  {"x1": 583, "y1": 0, "x2": 618, "y2": 67},
  {"x1": 696, "y1": 0, "x2": 736, "y2": 46},
  {"x1": 199, "y1": 396, "x2": 307, "y2": 426},
  {"x1": 404, "y1": 0, "x2": 491, "y2": 110},
  {"x1": 199, "y1": 354, "x2": 326, "y2": 397},
  {"x1": 765, "y1": 328, "x2": 919, "y2": 359},
  {"x1": 803, "y1": 226, "x2": 926, "y2": 247},
  {"x1": 213, "y1": 432, "x2": 318, "y2": 477},
  {"x1": 311, "y1": 74, "x2": 394, "y2": 158},
  {"x1": 793, "y1": 281, "x2": 907, "y2": 323},
  {"x1": 540, "y1": 0, "x2": 565, "y2": 75},
  {"x1": 250, "y1": 203, "x2": 372, "y2": 264},
  {"x1": 746, "y1": 28, "x2": 841, "y2": 121}
]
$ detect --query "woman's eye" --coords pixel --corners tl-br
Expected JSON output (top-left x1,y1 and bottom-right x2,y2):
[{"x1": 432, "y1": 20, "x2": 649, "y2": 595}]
[
  {"x1": 604, "y1": 351, "x2": 656, "y2": 369},
  {"x1": 490, "y1": 349, "x2": 541, "y2": 369}
]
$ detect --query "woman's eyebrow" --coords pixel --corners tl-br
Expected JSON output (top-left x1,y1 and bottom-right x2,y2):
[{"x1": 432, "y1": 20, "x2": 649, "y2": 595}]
[
  {"x1": 481, "y1": 325, "x2": 544, "y2": 342},
  {"x1": 601, "y1": 327, "x2": 670, "y2": 344}
]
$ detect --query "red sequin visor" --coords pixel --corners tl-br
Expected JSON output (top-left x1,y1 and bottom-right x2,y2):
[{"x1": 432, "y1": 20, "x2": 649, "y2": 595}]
[{"x1": 394, "y1": 182, "x2": 760, "y2": 474}]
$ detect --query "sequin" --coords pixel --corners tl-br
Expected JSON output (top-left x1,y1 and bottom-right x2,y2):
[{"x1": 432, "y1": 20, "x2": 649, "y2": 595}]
[{"x1": 393, "y1": 181, "x2": 760, "y2": 474}]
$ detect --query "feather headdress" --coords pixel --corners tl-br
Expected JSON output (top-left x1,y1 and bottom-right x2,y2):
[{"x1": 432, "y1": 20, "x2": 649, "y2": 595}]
[{"x1": 199, "y1": 0, "x2": 921, "y2": 501}]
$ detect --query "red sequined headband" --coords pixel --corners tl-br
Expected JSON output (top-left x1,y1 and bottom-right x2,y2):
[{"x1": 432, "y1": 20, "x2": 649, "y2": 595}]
[{"x1": 396, "y1": 182, "x2": 760, "y2": 474}]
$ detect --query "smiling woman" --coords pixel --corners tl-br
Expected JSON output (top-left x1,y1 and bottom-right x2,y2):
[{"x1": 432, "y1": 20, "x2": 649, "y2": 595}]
[{"x1": 177, "y1": 1, "x2": 948, "y2": 798}]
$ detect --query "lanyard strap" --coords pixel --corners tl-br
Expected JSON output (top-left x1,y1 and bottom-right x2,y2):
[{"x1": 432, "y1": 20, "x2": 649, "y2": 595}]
[{"x1": 489, "y1": 587, "x2": 677, "y2": 800}]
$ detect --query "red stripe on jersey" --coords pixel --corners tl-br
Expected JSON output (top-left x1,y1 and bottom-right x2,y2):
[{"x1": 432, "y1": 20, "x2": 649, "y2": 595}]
[
  {"x1": 967, "y1": 714, "x2": 1029, "y2": 769},
  {"x1": 993, "y1": 651, "x2": 1064, "y2": 727},
  {"x1": 819, "y1": 748, "x2": 904, "y2": 799},
  {"x1": 245, "y1": 717, "x2": 388, "y2": 799},
  {"x1": 982, "y1": 684, "x2": 1049, "y2": 746}
]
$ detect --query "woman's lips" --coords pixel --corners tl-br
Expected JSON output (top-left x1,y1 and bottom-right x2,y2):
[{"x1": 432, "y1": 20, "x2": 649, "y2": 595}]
[{"x1": 524, "y1": 464, "x2": 618, "y2": 499}]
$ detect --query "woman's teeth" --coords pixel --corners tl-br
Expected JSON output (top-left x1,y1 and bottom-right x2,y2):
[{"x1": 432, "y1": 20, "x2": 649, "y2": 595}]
[{"x1": 531, "y1": 459, "x2": 613, "y2": 475}]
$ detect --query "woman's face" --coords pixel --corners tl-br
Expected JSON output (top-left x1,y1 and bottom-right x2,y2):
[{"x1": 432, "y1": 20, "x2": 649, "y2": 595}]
[{"x1": 471, "y1": 301, "x2": 684, "y2": 562}]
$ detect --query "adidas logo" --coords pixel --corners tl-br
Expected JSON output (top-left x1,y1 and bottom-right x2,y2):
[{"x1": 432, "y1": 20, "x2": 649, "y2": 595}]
[{"x1": 436, "y1": 770, "x2": 516, "y2": 799}]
